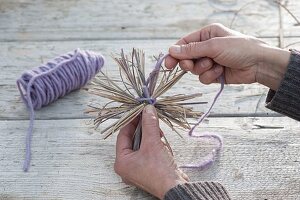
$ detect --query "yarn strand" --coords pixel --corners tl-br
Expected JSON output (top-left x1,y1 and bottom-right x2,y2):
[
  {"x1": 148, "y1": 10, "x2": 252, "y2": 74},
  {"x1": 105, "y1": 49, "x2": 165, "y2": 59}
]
[
  {"x1": 181, "y1": 74, "x2": 225, "y2": 168},
  {"x1": 139, "y1": 53, "x2": 225, "y2": 169},
  {"x1": 17, "y1": 49, "x2": 104, "y2": 172}
]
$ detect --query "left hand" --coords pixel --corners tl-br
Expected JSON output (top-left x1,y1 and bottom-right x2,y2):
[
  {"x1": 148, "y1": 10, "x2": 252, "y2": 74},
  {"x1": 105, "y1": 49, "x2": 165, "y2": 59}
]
[
  {"x1": 165, "y1": 23, "x2": 290, "y2": 90},
  {"x1": 114, "y1": 105, "x2": 189, "y2": 199}
]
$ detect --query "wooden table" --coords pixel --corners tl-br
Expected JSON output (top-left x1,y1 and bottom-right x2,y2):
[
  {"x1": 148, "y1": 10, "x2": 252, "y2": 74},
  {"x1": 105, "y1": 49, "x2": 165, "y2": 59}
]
[{"x1": 1, "y1": 0, "x2": 299, "y2": 199}]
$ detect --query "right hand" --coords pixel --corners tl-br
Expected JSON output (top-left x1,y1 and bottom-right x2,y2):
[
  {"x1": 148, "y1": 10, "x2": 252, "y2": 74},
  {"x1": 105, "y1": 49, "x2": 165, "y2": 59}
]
[
  {"x1": 165, "y1": 23, "x2": 291, "y2": 91},
  {"x1": 114, "y1": 105, "x2": 189, "y2": 200}
]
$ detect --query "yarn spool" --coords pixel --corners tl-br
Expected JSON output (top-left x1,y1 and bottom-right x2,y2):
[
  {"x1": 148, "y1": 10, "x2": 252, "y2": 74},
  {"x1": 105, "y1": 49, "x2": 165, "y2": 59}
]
[{"x1": 17, "y1": 49, "x2": 104, "y2": 172}]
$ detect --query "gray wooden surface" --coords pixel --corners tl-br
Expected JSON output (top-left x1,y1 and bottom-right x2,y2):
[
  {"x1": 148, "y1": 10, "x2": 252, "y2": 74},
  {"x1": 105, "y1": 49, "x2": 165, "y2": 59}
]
[{"x1": 0, "y1": 0, "x2": 300, "y2": 200}]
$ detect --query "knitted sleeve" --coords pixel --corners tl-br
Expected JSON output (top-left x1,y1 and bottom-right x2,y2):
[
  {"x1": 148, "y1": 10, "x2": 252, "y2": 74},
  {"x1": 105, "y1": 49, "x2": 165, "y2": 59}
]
[
  {"x1": 164, "y1": 182, "x2": 231, "y2": 200},
  {"x1": 266, "y1": 49, "x2": 300, "y2": 121}
]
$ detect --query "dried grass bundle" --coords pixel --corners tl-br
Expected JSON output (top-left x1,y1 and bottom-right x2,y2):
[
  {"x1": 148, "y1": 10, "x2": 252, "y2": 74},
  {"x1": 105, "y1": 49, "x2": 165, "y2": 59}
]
[{"x1": 86, "y1": 48, "x2": 206, "y2": 150}]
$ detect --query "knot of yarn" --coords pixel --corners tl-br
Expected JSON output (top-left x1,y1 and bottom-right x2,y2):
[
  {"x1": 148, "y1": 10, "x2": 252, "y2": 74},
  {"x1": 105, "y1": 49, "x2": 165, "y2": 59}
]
[
  {"x1": 136, "y1": 85, "x2": 156, "y2": 105},
  {"x1": 17, "y1": 49, "x2": 104, "y2": 172},
  {"x1": 136, "y1": 54, "x2": 168, "y2": 106},
  {"x1": 136, "y1": 97, "x2": 156, "y2": 105}
]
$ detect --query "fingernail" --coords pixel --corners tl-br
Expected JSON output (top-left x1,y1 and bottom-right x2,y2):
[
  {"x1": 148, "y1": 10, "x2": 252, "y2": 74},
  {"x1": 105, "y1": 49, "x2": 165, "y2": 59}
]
[
  {"x1": 170, "y1": 45, "x2": 181, "y2": 54},
  {"x1": 214, "y1": 66, "x2": 223, "y2": 73},
  {"x1": 145, "y1": 105, "x2": 155, "y2": 115}
]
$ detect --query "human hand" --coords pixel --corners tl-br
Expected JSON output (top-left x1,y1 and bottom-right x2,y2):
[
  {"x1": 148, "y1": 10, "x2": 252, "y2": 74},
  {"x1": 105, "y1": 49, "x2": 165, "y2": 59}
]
[
  {"x1": 165, "y1": 23, "x2": 291, "y2": 91},
  {"x1": 114, "y1": 105, "x2": 189, "y2": 200}
]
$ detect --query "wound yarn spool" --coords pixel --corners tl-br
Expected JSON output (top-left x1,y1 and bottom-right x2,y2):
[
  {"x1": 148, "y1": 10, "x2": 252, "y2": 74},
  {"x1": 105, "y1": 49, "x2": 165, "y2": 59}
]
[{"x1": 17, "y1": 49, "x2": 104, "y2": 172}]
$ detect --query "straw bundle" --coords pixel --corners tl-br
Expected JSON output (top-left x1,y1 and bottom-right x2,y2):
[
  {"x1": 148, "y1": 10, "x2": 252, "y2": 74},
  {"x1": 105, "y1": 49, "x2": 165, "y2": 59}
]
[{"x1": 86, "y1": 49, "x2": 205, "y2": 150}]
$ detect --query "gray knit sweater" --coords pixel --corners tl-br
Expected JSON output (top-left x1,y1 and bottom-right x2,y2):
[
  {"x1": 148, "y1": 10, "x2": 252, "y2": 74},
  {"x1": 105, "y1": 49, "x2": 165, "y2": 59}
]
[{"x1": 164, "y1": 49, "x2": 300, "y2": 200}]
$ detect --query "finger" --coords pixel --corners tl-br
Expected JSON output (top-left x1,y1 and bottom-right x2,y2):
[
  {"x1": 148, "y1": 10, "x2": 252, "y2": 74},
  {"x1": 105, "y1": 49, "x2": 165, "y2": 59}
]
[
  {"x1": 165, "y1": 55, "x2": 179, "y2": 69},
  {"x1": 169, "y1": 38, "x2": 223, "y2": 60},
  {"x1": 166, "y1": 23, "x2": 235, "y2": 69},
  {"x1": 179, "y1": 59, "x2": 194, "y2": 71},
  {"x1": 129, "y1": 116, "x2": 140, "y2": 127},
  {"x1": 199, "y1": 64, "x2": 224, "y2": 85},
  {"x1": 141, "y1": 105, "x2": 161, "y2": 147},
  {"x1": 116, "y1": 119, "x2": 139, "y2": 157},
  {"x1": 191, "y1": 58, "x2": 214, "y2": 75},
  {"x1": 165, "y1": 38, "x2": 190, "y2": 69},
  {"x1": 178, "y1": 23, "x2": 236, "y2": 44}
]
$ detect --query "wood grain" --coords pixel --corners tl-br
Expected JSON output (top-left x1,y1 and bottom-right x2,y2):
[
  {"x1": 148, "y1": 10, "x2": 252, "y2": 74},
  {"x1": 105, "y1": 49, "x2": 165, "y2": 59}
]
[
  {"x1": 1, "y1": 0, "x2": 300, "y2": 199},
  {"x1": 0, "y1": 0, "x2": 280, "y2": 41},
  {"x1": 0, "y1": 39, "x2": 279, "y2": 120},
  {"x1": 284, "y1": 37, "x2": 300, "y2": 49},
  {"x1": 0, "y1": 117, "x2": 299, "y2": 200},
  {"x1": 280, "y1": 0, "x2": 300, "y2": 37}
]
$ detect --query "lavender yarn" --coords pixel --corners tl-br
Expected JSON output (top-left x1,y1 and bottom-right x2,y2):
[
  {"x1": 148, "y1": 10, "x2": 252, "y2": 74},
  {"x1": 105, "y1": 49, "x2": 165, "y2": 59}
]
[
  {"x1": 17, "y1": 49, "x2": 104, "y2": 172},
  {"x1": 139, "y1": 53, "x2": 225, "y2": 169},
  {"x1": 137, "y1": 54, "x2": 168, "y2": 105},
  {"x1": 181, "y1": 75, "x2": 225, "y2": 169},
  {"x1": 180, "y1": 133, "x2": 223, "y2": 169}
]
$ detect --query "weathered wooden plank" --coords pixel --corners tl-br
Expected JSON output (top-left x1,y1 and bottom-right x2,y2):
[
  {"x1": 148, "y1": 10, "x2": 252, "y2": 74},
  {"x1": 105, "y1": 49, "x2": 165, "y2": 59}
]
[
  {"x1": 0, "y1": 38, "x2": 279, "y2": 86},
  {"x1": 0, "y1": 117, "x2": 299, "y2": 199},
  {"x1": 280, "y1": 0, "x2": 300, "y2": 37},
  {"x1": 0, "y1": 38, "x2": 280, "y2": 120},
  {"x1": 0, "y1": 0, "x2": 280, "y2": 41},
  {"x1": 283, "y1": 37, "x2": 300, "y2": 49},
  {"x1": 0, "y1": 82, "x2": 276, "y2": 120}
]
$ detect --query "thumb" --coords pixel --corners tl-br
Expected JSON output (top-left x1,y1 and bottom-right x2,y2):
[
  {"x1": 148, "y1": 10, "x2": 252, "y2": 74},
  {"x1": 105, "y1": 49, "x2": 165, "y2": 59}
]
[
  {"x1": 141, "y1": 105, "x2": 161, "y2": 147},
  {"x1": 169, "y1": 40, "x2": 218, "y2": 60}
]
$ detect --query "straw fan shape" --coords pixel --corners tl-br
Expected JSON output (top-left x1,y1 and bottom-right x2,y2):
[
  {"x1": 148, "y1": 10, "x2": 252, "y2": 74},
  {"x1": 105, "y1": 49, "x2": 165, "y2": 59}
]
[{"x1": 86, "y1": 49, "x2": 205, "y2": 149}]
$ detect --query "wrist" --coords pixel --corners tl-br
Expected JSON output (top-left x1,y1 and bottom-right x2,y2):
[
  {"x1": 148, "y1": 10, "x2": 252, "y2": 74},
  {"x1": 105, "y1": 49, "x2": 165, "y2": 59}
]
[
  {"x1": 256, "y1": 45, "x2": 291, "y2": 90},
  {"x1": 157, "y1": 175, "x2": 187, "y2": 200}
]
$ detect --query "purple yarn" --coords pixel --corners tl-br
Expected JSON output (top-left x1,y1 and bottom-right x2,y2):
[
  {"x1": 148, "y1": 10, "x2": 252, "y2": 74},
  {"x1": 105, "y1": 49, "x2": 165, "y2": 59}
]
[
  {"x1": 146, "y1": 54, "x2": 167, "y2": 85},
  {"x1": 180, "y1": 132, "x2": 223, "y2": 169},
  {"x1": 137, "y1": 54, "x2": 225, "y2": 170},
  {"x1": 17, "y1": 49, "x2": 104, "y2": 172},
  {"x1": 137, "y1": 54, "x2": 168, "y2": 105},
  {"x1": 141, "y1": 53, "x2": 225, "y2": 169},
  {"x1": 180, "y1": 75, "x2": 225, "y2": 169},
  {"x1": 140, "y1": 85, "x2": 156, "y2": 105},
  {"x1": 188, "y1": 75, "x2": 225, "y2": 136}
]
